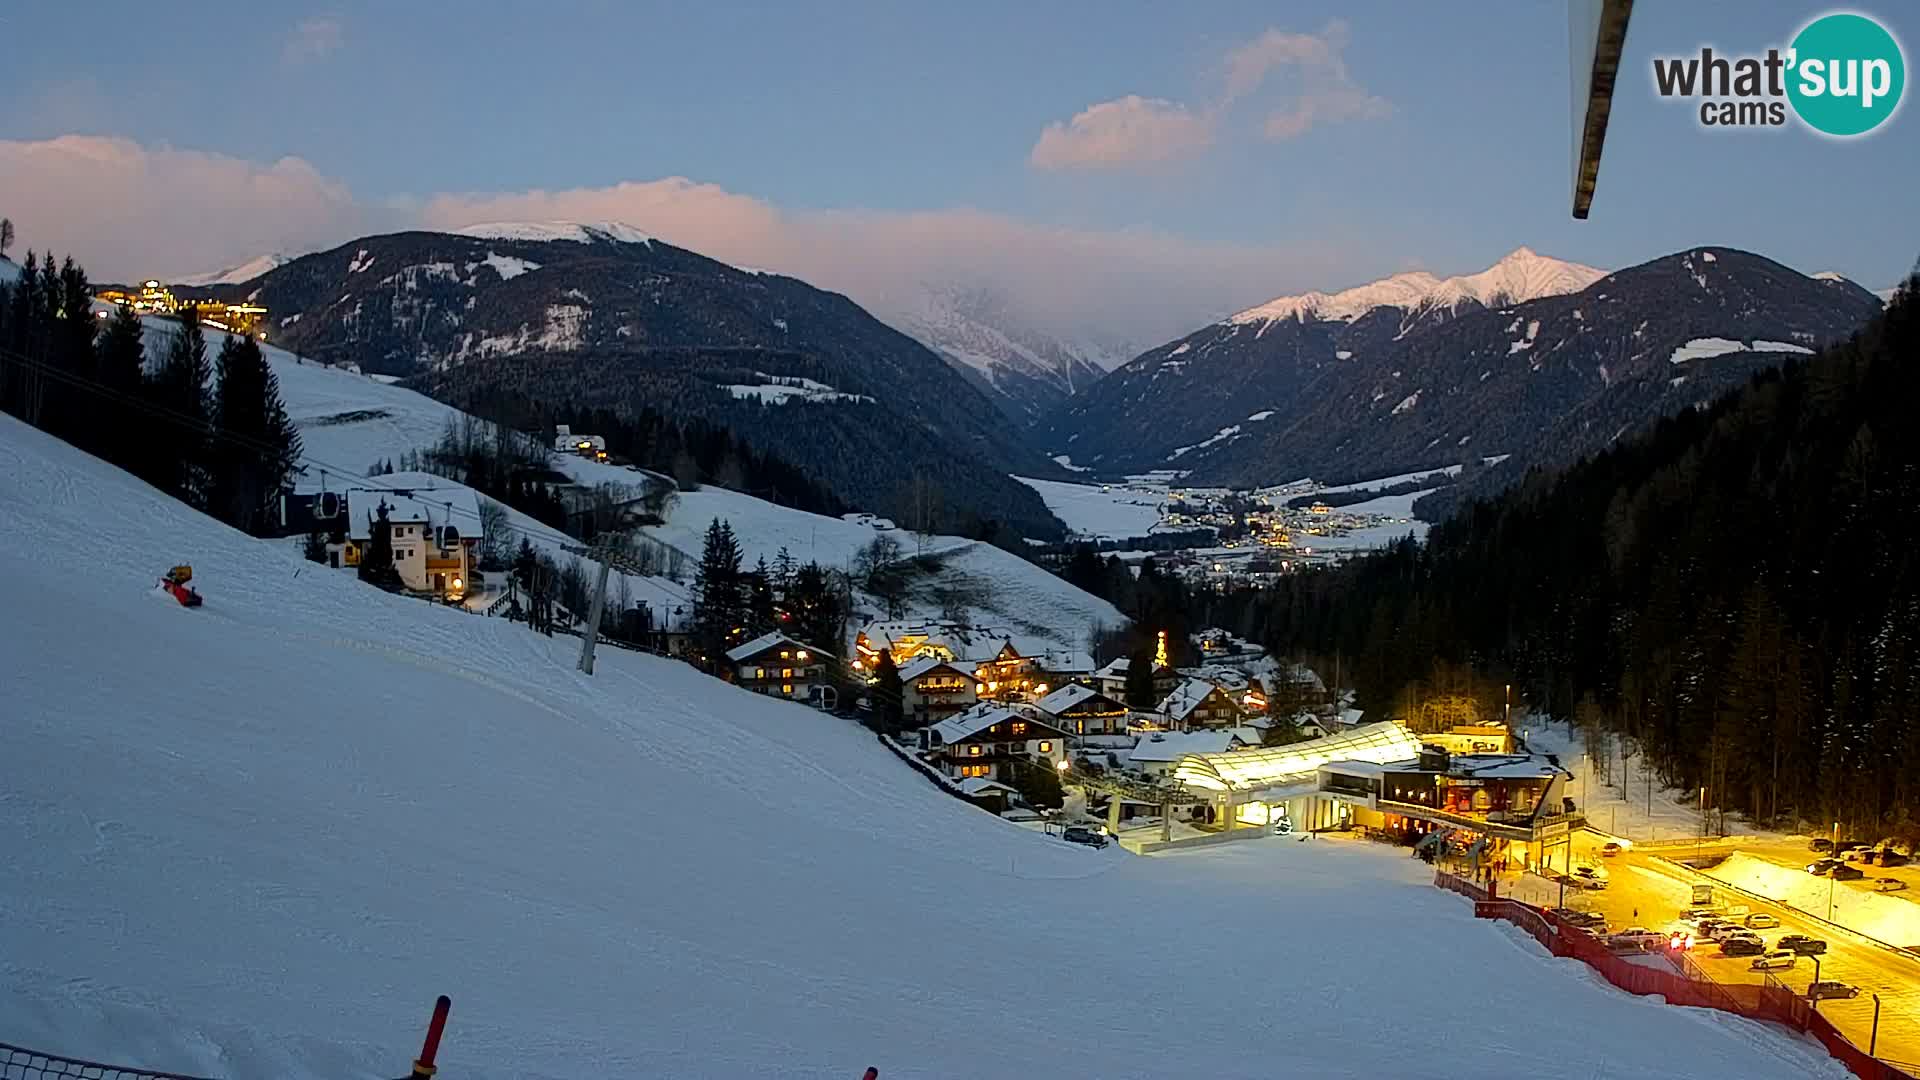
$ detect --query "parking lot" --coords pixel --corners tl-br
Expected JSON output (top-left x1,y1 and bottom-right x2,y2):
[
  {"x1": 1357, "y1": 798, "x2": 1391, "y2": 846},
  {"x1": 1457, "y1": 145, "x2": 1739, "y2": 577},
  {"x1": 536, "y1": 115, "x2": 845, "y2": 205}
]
[{"x1": 1494, "y1": 833, "x2": 1920, "y2": 1068}]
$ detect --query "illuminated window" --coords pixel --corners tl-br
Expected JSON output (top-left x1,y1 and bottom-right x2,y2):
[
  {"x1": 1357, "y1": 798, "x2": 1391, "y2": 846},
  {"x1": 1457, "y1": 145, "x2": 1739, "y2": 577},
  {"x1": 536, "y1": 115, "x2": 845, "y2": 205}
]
[
  {"x1": 780, "y1": 650, "x2": 790, "y2": 659},
  {"x1": 1038, "y1": 741, "x2": 1052, "y2": 753},
  {"x1": 1076, "y1": 721, "x2": 1085, "y2": 734},
  {"x1": 782, "y1": 668, "x2": 793, "y2": 679},
  {"x1": 782, "y1": 684, "x2": 793, "y2": 695},
  {"x1": 756, "y1": 667, "x2": 765, "y2": 679},
  {"x1": 796, "y1": 650, "x2": 809, "y2": 661},
  {"x1": 969, "y1": 745, "x2": 981, "y2": 757},
  {"x1": 1011, "y1": 722, "x2": 1027, "y2": 735}
]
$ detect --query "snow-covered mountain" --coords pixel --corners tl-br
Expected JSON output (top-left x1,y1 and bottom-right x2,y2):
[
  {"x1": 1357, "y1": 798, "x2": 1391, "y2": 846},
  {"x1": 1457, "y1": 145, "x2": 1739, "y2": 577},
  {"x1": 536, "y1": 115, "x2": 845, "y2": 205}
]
[
  {"x1": 196, "y1": 225, "x2": 1070, "y2": 538},
  {"x1": 880, "y1": 283, "x2": 1131, "y2": 425},
  {"x1": 172, "y1": 252, "x2": 298, "y2": 287},
  {"x1": 1228, "y1": 247, "x2": 1605, "y2": 327},
  {"x1": 1042, "y1": 247, "x2": 1884, "y2": 509}
]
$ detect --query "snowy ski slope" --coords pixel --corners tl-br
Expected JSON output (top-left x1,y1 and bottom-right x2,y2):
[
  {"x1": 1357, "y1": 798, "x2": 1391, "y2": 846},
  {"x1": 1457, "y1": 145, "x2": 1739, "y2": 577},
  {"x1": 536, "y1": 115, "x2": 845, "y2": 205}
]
[{"x1": 0, "y1": 414, "x2": 1847, "y2": 1079}]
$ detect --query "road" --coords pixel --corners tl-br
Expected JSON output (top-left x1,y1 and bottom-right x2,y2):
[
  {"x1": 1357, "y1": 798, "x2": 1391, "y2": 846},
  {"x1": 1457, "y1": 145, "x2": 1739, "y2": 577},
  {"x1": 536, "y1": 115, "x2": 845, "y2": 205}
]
[{"x1": 1491, "y1": 832, "x2": 1920, "y2": 1068}]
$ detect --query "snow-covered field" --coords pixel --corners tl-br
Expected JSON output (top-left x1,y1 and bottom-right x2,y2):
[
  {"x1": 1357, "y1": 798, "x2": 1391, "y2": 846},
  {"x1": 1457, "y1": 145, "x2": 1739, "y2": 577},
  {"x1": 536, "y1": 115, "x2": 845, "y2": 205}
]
[
  {"x1": 0, "y1": 415, "x2": 1848, "y2": 1078},
  {"x1": 1011, "y1": 475, "x2": 1167, "y2": 539},
  {"x1": 1704, "y1": 854, "x2": 1920, "y2": 947}
]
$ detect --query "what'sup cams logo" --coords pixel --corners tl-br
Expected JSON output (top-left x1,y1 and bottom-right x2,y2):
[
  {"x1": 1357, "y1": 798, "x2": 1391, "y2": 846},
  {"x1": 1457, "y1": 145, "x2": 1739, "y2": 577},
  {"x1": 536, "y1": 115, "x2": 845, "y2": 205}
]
[{"x1": 1652, "y1": 11, "x2": 1905, "y2": 136}]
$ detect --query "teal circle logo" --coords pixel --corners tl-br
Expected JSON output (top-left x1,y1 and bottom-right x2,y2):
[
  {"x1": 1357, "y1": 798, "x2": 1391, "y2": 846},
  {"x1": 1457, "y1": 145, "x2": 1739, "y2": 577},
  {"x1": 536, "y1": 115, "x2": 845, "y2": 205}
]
[{"x1": 1787, "y1": 13, "x2": 1905, "y2": 136}]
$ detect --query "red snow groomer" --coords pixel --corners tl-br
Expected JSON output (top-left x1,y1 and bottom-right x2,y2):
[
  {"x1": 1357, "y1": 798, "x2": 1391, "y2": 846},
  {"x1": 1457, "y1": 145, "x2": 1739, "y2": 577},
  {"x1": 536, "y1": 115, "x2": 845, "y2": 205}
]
[{"x1": 161, "y1": 564, "x2": 203, "y2": 607}]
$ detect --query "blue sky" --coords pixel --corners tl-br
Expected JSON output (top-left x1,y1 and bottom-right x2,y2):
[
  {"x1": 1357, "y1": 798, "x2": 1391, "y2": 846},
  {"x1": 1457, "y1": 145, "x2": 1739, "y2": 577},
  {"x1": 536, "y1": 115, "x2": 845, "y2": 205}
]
[{"x1": 0, "y1": 1, "x2": 1912, "y2": 345}]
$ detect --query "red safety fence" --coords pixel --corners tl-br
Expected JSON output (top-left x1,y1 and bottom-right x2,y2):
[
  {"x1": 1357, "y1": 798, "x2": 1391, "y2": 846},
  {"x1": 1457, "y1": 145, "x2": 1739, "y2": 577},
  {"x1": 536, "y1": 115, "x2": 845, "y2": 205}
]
[
  {"x1": 1434, "y1": 872, "x2": 1918, "y2": 1080},
  {"x1": 3, "y1": 997, "x2": 454, "y2": 1080}
]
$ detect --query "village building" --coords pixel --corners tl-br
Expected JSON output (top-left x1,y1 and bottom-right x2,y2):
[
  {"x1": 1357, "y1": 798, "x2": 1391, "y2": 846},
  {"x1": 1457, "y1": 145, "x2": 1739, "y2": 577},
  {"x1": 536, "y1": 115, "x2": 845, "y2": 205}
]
[
  {"x1": 966, "y1": 639, "x2": 1046, "y2": 703},
  {"x1": 899, "y1": 656, "x2": 979, "y2": 727},
  {"x1": 552, "y1": 424, "x2": 608, "y2": 461},
  {"x1": 1125, "y1": 730, "x2": 1246, "y2": 778},
  {"x1": 1033, "y1": 683, "x2": 1130, "y2": 739},
  {"x1": 921, "y1": 704, "x2": 1069, "y2": 782},
  {"x1": 331, "y1": 484, "x2": 483, "y2": 601},
  {"x1": 726, "y1": 632, "x2": 833, "y2": 701},
  {"x1": 1158, "y1": 677, "x2": 1245, "y2": 731},
  {"x1": 1091, "y1": 656, "x2": 1178, "y2": 703}
]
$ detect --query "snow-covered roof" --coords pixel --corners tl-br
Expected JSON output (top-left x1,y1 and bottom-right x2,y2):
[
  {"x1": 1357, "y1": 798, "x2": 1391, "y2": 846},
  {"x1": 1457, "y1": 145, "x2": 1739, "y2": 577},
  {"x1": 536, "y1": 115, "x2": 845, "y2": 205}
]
[
  {"x1": 725, "y1": 631, "x2": 827, "y2": 664},
  {"x1": 1173, "y1": 721, "x2": 1425, "y2": 793},
  {"x1": 1445, "y1": 754, "x2": 1567, "y2": 781},
  {"x1": 899, "y1": 656, "x2": 970, "y2": 683},
  {"x1": 1095, "y1": 657, "x2": 1131, "y2": 679},
  {"x1": 344, "y1": 481, "x2": 483, "y2": 542},
  {"x1": 1034, "y1": 683, "x2": 1123, "y2": 716},
  {"x1": 1129, "y1": 731, "x2": 1242, "y2": 763},
  {"x1": 1033, "y1": 649, "x2": 1095, "y2": 674},
  {"x1": 958, "y1": 776, "x2": 1020, "y2": 798},
  {"x1": 1159, "y1": 678, "x2": 1223, "y2": 723},
  {"x1": 929, "y1": 704, "x2": 1065, "y2": 746}
]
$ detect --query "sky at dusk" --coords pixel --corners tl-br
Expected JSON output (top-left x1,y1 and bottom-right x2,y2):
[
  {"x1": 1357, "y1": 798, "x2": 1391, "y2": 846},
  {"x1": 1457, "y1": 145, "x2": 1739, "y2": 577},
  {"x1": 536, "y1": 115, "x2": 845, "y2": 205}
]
[{"x1": 1, "y1": 1, "x2": 1913, "y2": 348}]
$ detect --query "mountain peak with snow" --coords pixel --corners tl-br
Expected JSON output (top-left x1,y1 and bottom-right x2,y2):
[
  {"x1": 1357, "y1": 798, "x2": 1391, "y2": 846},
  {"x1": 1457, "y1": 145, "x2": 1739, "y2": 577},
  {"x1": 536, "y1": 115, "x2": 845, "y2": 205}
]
[
  {"x1": 1228, "y1": 247, "x2": 1607, "y2": 326},
  {"x1": 172, "y1": 252, "x2": 298, "y2": 287},
  {"x1": 449, "y1": 221, "x2": 654, "y2": 246}
]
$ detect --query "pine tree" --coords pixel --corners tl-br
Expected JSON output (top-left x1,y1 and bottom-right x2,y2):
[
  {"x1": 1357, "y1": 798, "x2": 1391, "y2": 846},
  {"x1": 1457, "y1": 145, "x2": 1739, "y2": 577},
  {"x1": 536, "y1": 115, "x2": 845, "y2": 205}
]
[
  {"x1": 303, "y1": 530, "x2": 329, "y2": 563},
  {"x1": 1124, "y1": 639, "x2": 1157, "y2": 709},
  {"x1": 1007, "y1": 757, "x2": 1065, "y2": 810},
  {"x1": 211, "y1": 334, "x2": 302, "y2": 533},
  {"x1": 870, "y1": 650, "x2": 904, "y2": 735},
  {"x1": 746, "y1": 556, "x2": 777, "y2": 636},
  {"x1": 151, "y1": 310, "x2": 213, "y2": 508},
  {"x1": 691, "y1": 517, "x2": 745, "y2": 667},
  {"x1": 788, "y1": 561, "x2": 844, "y2": 662},
  {"x1": 0, "y1": 218, "x2": 13, "y2": 258},
  {"x1": 772, "y1": 546, "x2": 797, "y2": 596},
  {"x1": 357, "y1": 499, "x2": 404, "y2": 591},
  {"x1": 95, "y1": 302, "x2": 148, "y2": 475},
  {"x1": 46, "y1": 257, "x2": 96, "y2": 448}
]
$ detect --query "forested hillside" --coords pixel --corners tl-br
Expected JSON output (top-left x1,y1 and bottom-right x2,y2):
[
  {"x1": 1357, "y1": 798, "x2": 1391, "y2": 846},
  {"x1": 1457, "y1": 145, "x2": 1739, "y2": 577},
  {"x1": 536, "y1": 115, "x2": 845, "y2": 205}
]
[{"x1": 1243, "y1": 276, "x2": 1920, "y2": 834}]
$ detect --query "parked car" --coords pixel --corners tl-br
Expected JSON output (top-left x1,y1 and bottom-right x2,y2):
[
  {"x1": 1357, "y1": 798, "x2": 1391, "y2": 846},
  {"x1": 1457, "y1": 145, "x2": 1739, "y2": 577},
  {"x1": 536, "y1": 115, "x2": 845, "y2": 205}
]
[
  {"x1": 1706, "y1": 921, "x2": 1751, "y2": 941},
  {"x1": 1809, "y1": 837, "x2": 1835, "y2": 853},
  {"x1": 1750, "y1": 949, "x2": 1798, "y2": 971},
  {"x1": 1805, "y1": 859, "x2": 1840, "y2": 875},
  {"x1": 1599, "y1": 841, "x2": 1623, "y2": 858},
  {"x1": 1722, "y1": 937, "x2": 1766, "y2": 957},
  {"x1": 1877, "y1": 850, "x2": 1910, "y2": 867},
  {"x1": 1744, "y1": 913, "x2": 1781, "y2": 930},
  {"x1": 1682, "y1": 907, "x2": 1725, "y2": 923},
  {"x1": 1807, "y1": 981, "x2": 1860, "y2": 1000},
  {"x1": 1552, "y1": 908, "x2": 1607, "y2": 928},
  {"x1": 1570, "y1": 865, "x2": 1610, "y2": 889},
  {"x1": 1060, "y1": 825, "x2": 1109, "y2": 849},
  {"x1": 1779, "y1": 934, "x2": 1828, "y2": 955},
  {"x1": 1840, "y1": 843, "x2": 1875, "y2": 861},
  {"x1": 1831, "y1": 864, "x2": 1865, "y2": 881},
  {"x1": 1874, "y1": 877, "x2": 1908, "y2": 892},
  {"x1": 1609, "y1": 930, "x2": 1666, "y2": 952}
]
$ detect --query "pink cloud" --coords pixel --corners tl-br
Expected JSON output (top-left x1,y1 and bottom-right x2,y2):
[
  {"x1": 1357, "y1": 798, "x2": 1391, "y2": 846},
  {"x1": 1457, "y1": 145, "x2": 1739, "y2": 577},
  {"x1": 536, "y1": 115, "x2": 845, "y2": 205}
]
[
  {"x1": 1223, "y1": 21, "x2": 1391, "y2": 140},
  {"x1": 0, "y1": 135, "x2": 379, "y2": 282},
  {"x1": 1, "y1": 135, "x2": 1360, "y2": 352},
  {"x1": 1028, "y1": 96, "x2": 1215, "y2": 171}
]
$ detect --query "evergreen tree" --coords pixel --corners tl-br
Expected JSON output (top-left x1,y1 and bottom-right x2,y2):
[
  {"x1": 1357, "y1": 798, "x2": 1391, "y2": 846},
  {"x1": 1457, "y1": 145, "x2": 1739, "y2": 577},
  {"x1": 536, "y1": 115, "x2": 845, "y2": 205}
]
[
  {"x1": 302, "y1": 530, "x2": 329, "y2": 563},
  {"x1": 745, "y1": 556, "x2": 777, "y2": 636},
  {"x1": 95, "y1": 303, "x2": 149, "y2": 475},
  {"x1": 788, "y1": 561, "x2": 845, "y2": 663},
  {"x1": 150, "y1": 310, "x2": 213, "y2": 508},
  {"x1": 356, "y1": 499, "x2": 405, "y2": 591},
  {"x1": 45, "y1": 257, "x2": 96, "y2": 448},
  {"x1": 0, "y1": 218, "x2": 13, "y2": 258},
  {"x1": 210, "y1": 334, "x2": 302, "y2": 533},
  {"x1": 869, "y1": 650, "x2": 904, "y2": 735},
  {"x1": 772, "y1": 546, "x2": 797, "y2": 596},
  {"x1": 691, "y1": 517, "x2": 745, "y2": 666},
  {"x1": 1124, "y1": 639, "x2": 1157, "y2": 709},
  {"x1": 1007, "y1": 757, "x2": 1065, "y2": 810}
]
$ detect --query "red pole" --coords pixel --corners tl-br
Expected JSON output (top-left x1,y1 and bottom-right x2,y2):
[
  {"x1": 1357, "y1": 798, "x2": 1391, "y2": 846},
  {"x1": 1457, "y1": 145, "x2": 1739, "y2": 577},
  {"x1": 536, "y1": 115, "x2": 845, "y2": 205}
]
[{"x1": 412, "y1": 995, "x2": 452, "y2": 1077}]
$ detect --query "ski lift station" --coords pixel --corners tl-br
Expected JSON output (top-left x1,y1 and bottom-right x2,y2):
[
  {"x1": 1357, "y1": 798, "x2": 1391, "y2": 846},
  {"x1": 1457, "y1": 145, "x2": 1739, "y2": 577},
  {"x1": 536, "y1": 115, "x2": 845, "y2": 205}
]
[{"x1": 1168, "y1": 722, "x2": 1578, "y2": 869}]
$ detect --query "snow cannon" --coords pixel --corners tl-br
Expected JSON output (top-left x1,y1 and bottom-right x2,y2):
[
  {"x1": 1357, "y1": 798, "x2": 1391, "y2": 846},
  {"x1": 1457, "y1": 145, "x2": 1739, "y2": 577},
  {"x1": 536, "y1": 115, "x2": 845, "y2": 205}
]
[{"x1": 161, "y1": 564, "x2": 203, "y2": 607}]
